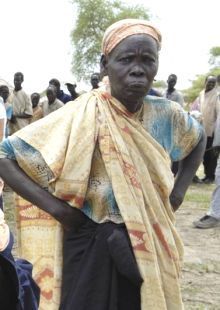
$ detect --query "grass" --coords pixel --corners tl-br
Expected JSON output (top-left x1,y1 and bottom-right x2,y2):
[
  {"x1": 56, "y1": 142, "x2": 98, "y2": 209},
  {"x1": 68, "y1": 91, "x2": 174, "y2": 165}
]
[{"x1": 182, "y1": 183, "x2": 215, "y2": 211}]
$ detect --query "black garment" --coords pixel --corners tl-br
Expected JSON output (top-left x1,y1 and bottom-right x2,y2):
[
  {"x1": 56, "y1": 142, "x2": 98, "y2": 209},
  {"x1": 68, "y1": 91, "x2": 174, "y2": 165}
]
[
  {"x1": 203, "y1": 136, "x2": 218, "y2": 180},
  {"x1": 0, "y1": 233, "x2": 40, "y2": 310},
  {"x1": 60, "y1": 220, "x2": 142, "y2": 310},
  {"x1": 0, "y1": 256, "x2": 18, "y2": 309},
  {"x1": 171, "y1": 161, "x2": 179, "y2": 176}
]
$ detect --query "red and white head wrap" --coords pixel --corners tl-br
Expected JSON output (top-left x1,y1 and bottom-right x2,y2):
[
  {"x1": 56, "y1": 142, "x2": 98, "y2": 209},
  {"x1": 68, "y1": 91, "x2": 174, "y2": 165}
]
[{"x1": 102, "y1": 19, "x2": 162, "y2": 56}]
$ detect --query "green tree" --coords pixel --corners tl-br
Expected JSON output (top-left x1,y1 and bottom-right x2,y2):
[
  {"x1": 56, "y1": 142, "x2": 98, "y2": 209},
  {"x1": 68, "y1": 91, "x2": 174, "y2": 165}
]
[
  {"x1": 153, "y1": 80, "x2": 166, "y2": 89},
  {"x1": 209, "y1": 46, "x2": 220, "y2": 66},
  {"x1": 71, "y1": 0, "x2": 149, "y2": 80}
]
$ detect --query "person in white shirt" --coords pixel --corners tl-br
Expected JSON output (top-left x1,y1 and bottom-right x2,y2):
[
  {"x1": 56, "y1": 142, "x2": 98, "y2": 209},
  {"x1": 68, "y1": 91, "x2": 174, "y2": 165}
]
[
  {"x1": 9, "y1": 72, "x2": 33, "y2": 134},
  {"x1": 163, "y1": 74, "x2": 184, "y2": 106},
  {"x1": 41, "y1": 85, "x2": 64, "y2": 116},
  {"x1": 0, "y1": 96, "x2": 7, "y2": 210},
  {"x1": 0, "y1": 96, "x2": 6, "y2": 141}
]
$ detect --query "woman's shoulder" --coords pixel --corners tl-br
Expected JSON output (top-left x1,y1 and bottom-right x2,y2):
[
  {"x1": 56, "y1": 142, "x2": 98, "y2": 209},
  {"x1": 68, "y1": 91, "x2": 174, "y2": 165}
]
[
  {"x1": 144, "y1": 95, "x2": 182, "y2": 116},
  {"x1": 145, "y1": 95, "x2": 182, "y2": 107}
]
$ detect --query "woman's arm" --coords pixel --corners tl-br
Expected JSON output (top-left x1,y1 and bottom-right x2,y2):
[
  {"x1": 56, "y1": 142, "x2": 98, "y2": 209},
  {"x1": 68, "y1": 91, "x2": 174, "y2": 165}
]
[
  {"x1": 0, "y1": 158, "x2": 88, "y2": 230},
  {"x1": 169, "y1": 129, "x2": 206, "y2": 211}
]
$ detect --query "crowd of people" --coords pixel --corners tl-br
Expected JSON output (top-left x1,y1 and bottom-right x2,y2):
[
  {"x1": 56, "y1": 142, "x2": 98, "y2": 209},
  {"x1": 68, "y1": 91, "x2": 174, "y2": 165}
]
[{"x1": 0, "y1": 18, "x2": 219, "y2": 310}]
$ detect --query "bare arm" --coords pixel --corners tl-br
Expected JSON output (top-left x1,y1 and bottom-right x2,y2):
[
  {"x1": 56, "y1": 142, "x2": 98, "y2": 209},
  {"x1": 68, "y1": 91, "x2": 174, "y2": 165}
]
[
  {"x1": 170, "y1": 129, "x2": 206, "y2": 211},
  {"x1": 12, "y1": 113, "x2": 32, "y2": 119},
  {"x1": 0, "y1": 158, "x2": 88, "y2": 230}
]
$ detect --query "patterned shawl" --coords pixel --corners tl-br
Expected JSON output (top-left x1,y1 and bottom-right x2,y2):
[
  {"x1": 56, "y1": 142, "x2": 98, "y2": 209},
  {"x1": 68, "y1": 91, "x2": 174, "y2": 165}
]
[{"x1": 13, "y1": 90, "x2": 184, "y2": 309}]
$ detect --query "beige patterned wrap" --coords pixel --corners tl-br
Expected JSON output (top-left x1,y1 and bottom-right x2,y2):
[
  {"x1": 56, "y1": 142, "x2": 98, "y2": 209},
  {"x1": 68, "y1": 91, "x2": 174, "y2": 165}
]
[{"x1": 13, "y1": 90, "x2": 184, "y2": 309}]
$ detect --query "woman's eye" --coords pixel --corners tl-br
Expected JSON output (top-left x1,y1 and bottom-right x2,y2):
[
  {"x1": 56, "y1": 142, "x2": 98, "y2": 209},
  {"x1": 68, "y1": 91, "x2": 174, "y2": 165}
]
[
  {"x1": 143, "y1": 56, "x2": 155, "y2": 63},
  {"x1": 119, "y1": 56, "x2": 132, "y2": 63}
]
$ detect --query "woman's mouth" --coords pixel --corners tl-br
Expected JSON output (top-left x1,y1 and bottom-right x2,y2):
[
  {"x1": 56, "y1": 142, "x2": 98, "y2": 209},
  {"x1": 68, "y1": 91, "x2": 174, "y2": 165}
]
[{"x1": 127, "y1": 82, "x2": 147, "y2": 92}]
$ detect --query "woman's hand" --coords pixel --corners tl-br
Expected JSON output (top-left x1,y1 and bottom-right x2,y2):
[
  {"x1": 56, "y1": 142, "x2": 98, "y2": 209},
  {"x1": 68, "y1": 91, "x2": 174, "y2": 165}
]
[
  {"x1": 169, "y1": 189, "x2": 183, "y2": 212},
  {"x1": 53, "y1": 199, "x2": 88, "y2": 231}
]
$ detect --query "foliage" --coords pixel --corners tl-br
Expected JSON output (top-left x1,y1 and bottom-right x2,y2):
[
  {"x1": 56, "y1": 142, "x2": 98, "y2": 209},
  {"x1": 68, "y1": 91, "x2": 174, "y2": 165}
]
[
  {"x1": 183, "y1": 74, "x2": 206, "y2": 104},
  {"x1": 71, "y1": 0, "x2": 149, "y2": 81},
  {"x1": 153, "y1": 80, "x2": 166, "y2": 89},
  {"x1": 209, "y1": 46, "x2": 220, "y2": 66}
]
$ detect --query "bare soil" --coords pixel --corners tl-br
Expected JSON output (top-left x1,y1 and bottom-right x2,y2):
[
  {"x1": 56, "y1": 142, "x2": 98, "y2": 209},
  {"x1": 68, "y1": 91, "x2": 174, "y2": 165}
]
[{"x1": 177, "y1": 182, "x2": 220, "y2": 309}]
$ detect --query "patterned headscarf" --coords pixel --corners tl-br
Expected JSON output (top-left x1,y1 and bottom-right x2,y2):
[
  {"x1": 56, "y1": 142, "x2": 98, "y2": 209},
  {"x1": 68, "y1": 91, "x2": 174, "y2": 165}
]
[{"x1": 102, "y1": 19, "x2": 162, "y2": 55}]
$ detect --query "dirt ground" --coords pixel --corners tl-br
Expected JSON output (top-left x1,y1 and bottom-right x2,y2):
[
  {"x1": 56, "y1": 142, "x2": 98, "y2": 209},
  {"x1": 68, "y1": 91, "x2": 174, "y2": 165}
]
[
  {"x1": 3, "y1": 180, "x2": 220, "y2": 309},
  {"x1": 177, "y1": 182, "x2": 220, "y2": 310}
]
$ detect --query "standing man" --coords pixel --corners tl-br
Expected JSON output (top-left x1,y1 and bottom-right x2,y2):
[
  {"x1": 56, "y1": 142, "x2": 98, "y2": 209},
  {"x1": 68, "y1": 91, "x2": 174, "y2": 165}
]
[
  {"x1": 194, "y1": 93, "x2": 220, "y2": 228},
  {"x1": 164, "y1": 74, "x2": 184, "y2": 106},
  {"x1": 192, "y1": 76, "x2": 219, "y2": 183},
  {"x1": 49, "y1": 78, "x2": 71, "y2": 104},
  {"x1": 0, "y1": 85, "x2": 12, "y2": 137},
  {"x1": 164, "y1": 74, "x2": 185, "y2": 175},
  {"x1": 9, "y1": 72, "x2": 33, "y2": 135},
  {"x1": 90, "y1": 73, "x2": 100, "y2": 90}
]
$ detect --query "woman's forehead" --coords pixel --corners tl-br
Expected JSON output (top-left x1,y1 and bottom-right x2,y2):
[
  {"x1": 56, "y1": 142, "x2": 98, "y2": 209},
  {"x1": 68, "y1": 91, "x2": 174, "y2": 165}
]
[{"x1": 110, "y1": 34, "x2": 158, "y2": 55}]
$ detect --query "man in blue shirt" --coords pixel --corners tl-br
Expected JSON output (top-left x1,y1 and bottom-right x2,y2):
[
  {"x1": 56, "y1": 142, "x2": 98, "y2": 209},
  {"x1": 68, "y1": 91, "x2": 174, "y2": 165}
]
[{"x1": 49, "y1": 78, "x2": 72, "y2": 104}]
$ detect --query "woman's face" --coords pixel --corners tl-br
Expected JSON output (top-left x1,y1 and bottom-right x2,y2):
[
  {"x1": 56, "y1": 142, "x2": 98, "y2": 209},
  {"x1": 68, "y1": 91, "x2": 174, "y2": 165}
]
[{"x1": 103, "y1": 34, "x2": 159, "y2": 112}]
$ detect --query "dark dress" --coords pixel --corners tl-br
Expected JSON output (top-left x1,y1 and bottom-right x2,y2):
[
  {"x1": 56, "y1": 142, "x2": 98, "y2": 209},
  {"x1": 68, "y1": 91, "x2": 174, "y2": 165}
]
[
  {"x1": 0, "y1": 233, "x2": 40, "y2": 309},
  {"x1": 60, "y1": 219, "x2": 142, "y2": 310}
]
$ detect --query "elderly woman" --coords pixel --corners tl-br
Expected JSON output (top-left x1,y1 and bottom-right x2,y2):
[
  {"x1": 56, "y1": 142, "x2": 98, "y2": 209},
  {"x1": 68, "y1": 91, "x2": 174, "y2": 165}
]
[{"x1": 0, "y1": 19, "x2": 205, "y2": 309}]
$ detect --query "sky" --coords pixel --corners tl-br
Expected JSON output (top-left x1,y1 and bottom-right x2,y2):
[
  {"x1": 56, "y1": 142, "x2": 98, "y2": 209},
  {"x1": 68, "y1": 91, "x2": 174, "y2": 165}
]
[{"x1": 0, "y1": 0, "x2": 219, "y2": 93}]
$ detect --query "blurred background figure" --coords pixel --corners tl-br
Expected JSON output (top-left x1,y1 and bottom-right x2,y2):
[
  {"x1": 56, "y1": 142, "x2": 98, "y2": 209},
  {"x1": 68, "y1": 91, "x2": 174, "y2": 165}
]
[
  {"x1": 90, "y1": 72, "x2": 100, "y2": 90},
  {"x1": 65, "y1": 82, "x2": 79, "y2": 100},
  {"x1": 42, "y1": 85, "x2": 64, "y2": 116},
  {"x1": 191, "y1": 75, "x2": 219, "y2": 183},
  {"x1": 0, "y1": 85, "x2": 12, "y2": 137},
  {"x1": 49, "y1": 78, "x2": 72, "y2": 104},
  {"x1": 30, "y1": 92, "x2": 43, "y2": 123},
  {"x1": 9, "y1": 72, "x2": 33, "y2": 135},
  {"x1": 164, "y1": 74, "x2": 184, "y2": 106}
]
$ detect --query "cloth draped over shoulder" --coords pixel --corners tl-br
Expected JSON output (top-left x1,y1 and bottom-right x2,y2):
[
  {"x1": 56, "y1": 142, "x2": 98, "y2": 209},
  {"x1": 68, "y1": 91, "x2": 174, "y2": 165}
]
[{"x1": 11, "y1": 90, "x2": 184, "y2": 309}]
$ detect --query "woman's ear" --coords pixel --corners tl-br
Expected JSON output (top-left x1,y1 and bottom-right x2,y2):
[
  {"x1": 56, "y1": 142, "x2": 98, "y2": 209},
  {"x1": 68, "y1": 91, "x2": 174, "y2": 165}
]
[{"x1": 100, "y1": 54, "x2": 108, "y2": 78}]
